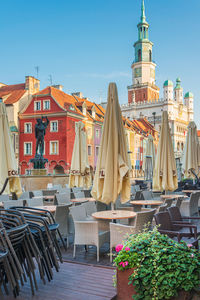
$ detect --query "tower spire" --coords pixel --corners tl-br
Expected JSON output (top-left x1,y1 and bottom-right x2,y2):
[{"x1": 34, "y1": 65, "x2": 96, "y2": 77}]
[{"x1": 141, "y1": 0, "x2": 146, "y2": 23}]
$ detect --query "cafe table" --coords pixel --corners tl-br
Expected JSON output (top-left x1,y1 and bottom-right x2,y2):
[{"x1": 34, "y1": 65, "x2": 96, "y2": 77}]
[
  {"x1": 33, "y1": 195, "x2": 55, "y2": 201},
  {"x1": 92, "y1": 210, "x2": 136, "y2": 224},
  {"x1": 130, "y1": 200, "x2": 163, "y2": 212},
  {"x1": 160, "y1": 194, "x2": 187, "y2": 200},
  {"x1": 70, "y1": 197, "x2": 96, "y2": 205},
  {"x1": 182, "y1": 190, "x2": 199, "y2": 194},
  {"x1": 34, "y1": 205, "x2": 57, "y2": 213}
]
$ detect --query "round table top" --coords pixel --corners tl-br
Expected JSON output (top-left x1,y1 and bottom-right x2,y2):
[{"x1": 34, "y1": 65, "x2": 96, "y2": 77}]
[
  {"x1": 182, "y1": 190, "x2": 199, "y2": 193},
  {"x1": 92, "y1": 210, "x2": 136, "y2": 220},
  {"x1": 33, "y1": 195, "x2": 55, "y2": 200},
  {"x1": 70, "y1": 197, "x2": 96, "y2": 203},
  {"x1": 160, "y1": 194, "x2": 187, "y2": 199},
  {"x1": 130, "y1": 200, "x2": 163, "y2": 206},
  {"x1": 35, "y1": 205, "x2": 57, "y2": 213}
]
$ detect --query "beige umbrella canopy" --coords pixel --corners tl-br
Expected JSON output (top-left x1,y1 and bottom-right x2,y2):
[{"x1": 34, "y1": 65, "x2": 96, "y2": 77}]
[
  {"x1": 69, "y1": 122, "x2": 91, "y2": 188},
  {"x1": 182, "y1": 121, "x2": 200, "y2": 178},
  {"x1": 143, "y1": 134, "x2": 155, "y2": 180},
  {"x1": 0, "y1": 101, "x2": 22, "y2": 197},
  {"x1": 91, "y1": 82, "x2": 130, "y2": 204},
  {"x1": 153, "y1": 111, "x2": 178, "y2": 191}
]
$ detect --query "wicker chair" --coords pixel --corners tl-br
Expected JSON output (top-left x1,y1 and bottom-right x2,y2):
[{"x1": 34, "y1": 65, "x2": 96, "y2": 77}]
[
  {"x1": 18, "y1": 191, "x2": 31, "y2": 200},
  {"x1": 70, "y1": 205, "x2": 110, "y2": 262},
  {"x1": 54, "y1": 205, "x2": 70, "y2": 247},
  {"x1": 54, "y1": 193, "x2": 71, "y2": 205},
  {"x1": 0, "y1": 194, "x2": 10, "y2": 202},
  {"x1": 27, "y1": 198, "x2": 44, "y2": 207},
  {"x1": 3, "y1": 200, "x2": 26, "y2": 209},
  {"x1": 163, "y1": 198, "x2": 173, "y2": 209},
  {"x1": 180, "y1": 192, "x2": 200, "y2": 217},
  {"x1": 168, "y1": 206, "x2": 200, "y2": 226},
  {"x1": 154, "y1": 211, "x2": 199, "y2": 248},
  {"x1": 110, "y1": 209, "x2": 156, "y2": 261}
]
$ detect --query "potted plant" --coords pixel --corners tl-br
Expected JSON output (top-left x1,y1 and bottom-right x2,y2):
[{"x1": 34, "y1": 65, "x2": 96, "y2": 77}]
[{"x1": 113, "y1": 227, "x2": 200, "y2": 300}]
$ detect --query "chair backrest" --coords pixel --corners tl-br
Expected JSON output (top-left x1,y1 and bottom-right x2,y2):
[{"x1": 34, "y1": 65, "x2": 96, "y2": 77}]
[
  {"x1": 134, "y1": 209, "x2": 156, "y2": 231},
  {"x1": 0, "y1": 194, "x2": 10, "y2": 202},
  {"x1": 54, "y1": 205, "x2": 70, "y2": 237},
  {"x1": 72, "y1": 187, "x2": 82, "y2": 193},
  {"x1": 167, "y1": 206, "x2": 182, "y2": 222},
  {"x1": 174, "y1": 198, "x2": 183, "y2": 209},
  {"x1": 32, "y1": 190, "x2": 43, "y2": 197},
  {"x1": 83, "y1": 189, "x2": 92, "y2": 198},
  {"x1": 135, "y1": 185, "x2": 140, "y2": 192},
  {"x1": 69, "y1": 205, "x2": 87, "y2": 221},
  {"x1": 55, "y1": 193, "x2": 71, "y2": 205},
  {"x1": 131, "y1": 185, "x2": 136, "y2": 194},
  {"x1": 74, "y1": 191, "x2": 85, "y2": 199},
  {"x1": 189, "y1": 192, "x2": 199, "y2": 216},
  {"x1": 142, "y1": 191, "x2": 153, "y2": 200},
  {"x1": 58, "y1": 188, "x2": 71, "y2": 195},
  {"x1": 52, "y1": 184, "x2": 62, "y2": 191},
  {"x1": 164, "y1": 198, "x2": 173, "y2": 208},
  {"x1": 3, "y1": 200, "x2": 26, "y2": 209},
  {"x1": 81, "y1": 202, "x2": 97, "y2": 216},
  {"x1": 157, "y1": 204, "x2": 167, "y2": 212},
  {"x1": 27, "y1": 198, "x2": 44, "y2": 207},
  {"x1": 154, "y1": 211, "x2": 174, "y2": 231},
  {"x1": 133, "y1": 191, "x2": 144, "y2": 200},
  {"x1": 43, "y1": 189, "x2": 57, "y2": 196},
  {"x1": 18, "y1": 191, "x2": 30, "y2": 200}
]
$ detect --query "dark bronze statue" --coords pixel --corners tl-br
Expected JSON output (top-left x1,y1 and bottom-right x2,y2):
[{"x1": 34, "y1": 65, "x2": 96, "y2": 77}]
[
  {"x1": 30, "y1": 116, "x2": 49, "y2": 169},
  {"x1": 35, "y1": 117, "x2": 49, "y2": 156}
]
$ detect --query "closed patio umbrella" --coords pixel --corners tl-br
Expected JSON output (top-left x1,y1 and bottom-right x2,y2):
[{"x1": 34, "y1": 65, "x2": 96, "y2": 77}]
[
  {"x1": 69, "y1": 122, "x2": 91, "y2": 188},
  {"x1": 91, "y1": 82, "x2": 130, "y2": 205},
  {"x1": 153, "y1": 111, "x2": 178, "y2": 191},
  {"x1": 143, "y1": 134, "x2": 155, "y2": 180},
  {"x1": 0, "y1": 101, "x2": 22, "y2": 197},
  {"x1": 182, "y1": 121, "x2": 200, "y2": 179}
]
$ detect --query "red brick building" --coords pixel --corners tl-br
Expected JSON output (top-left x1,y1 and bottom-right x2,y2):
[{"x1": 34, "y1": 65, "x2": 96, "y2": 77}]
[{"x1": 19, "y1": 87, "x2": 85, "y2": 175}]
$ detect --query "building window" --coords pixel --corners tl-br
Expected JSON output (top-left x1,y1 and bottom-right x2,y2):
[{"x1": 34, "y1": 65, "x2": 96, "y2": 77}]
[
  {"x1": 96, "y1": 129, "x2": 100, "y2": 138},
  {"x1": 24, "y1": 142, "x2": 32, "y2": 155},
  {"x1": 50, "y1": 121, "x2": 58, "y2": 132},
  {"x1": 149, "y1": 50, "x2": 152, "y2": 62},
  {"x1": 96, "y1": 146, "x2": 99, "y2": 156},
  {"x1": 138, "y1": 49, "x2": 141, "y2": 62},
  {"x1": 88, "y1": 145, "x2": 92, "y2": 156},
  {"x1": 177, "y1": 142, "x2": 180, "y2": 151},
  {"x1": 43, "y1": 100, "x2": 50, "y2": 110},
  {"x1": 34, "y1": 101, "x2": 41, "y2": 111},
  {"x1": 50, "y1": 141, "x2": 59, "y2": 155},
  {"x1": 24, "y1": 122, "x2": 32, "y2": 133}
]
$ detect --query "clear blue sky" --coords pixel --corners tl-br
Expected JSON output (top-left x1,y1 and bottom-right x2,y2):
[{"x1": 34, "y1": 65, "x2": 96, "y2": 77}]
[{"x1": 1, "y1": 0, "x2": 200, "y2": 126}]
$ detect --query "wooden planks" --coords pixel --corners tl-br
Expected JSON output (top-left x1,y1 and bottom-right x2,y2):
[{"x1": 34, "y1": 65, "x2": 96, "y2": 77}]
[{"x1": 0, "y1": 262, "x2": 116, "y2": 300}]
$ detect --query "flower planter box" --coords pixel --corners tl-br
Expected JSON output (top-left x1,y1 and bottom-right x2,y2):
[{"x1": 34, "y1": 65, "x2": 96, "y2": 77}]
[
  {"x1": 117, "y1": 268, "x2": 193, "y2": 300},
  {"x1": 117, "y1": 268, "x2": 136, "y2": 300}
]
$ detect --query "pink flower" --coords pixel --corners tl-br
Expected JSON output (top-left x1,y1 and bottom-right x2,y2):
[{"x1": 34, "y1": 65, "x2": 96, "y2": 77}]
[
  {"x1": 119, "y1": 261, "x2": 128, "y2": 268},
  {"x1": 116, "y1": 244, "x2": 123, "y2": 252},
  {"x1": 124, "y1": 261, "x2": 129, "y2": 266},
  {"x1": 125, "y1": 247, "x2": 130, "y2": 251},
  {"x1": 191, "y1": 254, "x2": 194, "y2": 257},
  {"x1": 187, "y1": 244, "x2": 193, "y2": 248}
]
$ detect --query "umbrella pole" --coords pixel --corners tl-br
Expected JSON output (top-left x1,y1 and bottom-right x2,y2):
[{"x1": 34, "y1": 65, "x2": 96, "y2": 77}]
[{"x1": 111, "y1": 203, "x2": 115, "y2": 211}]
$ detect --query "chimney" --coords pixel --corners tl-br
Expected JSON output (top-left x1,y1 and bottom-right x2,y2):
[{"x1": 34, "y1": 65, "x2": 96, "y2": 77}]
[
  {"x1": 52, "y1": 84, "x2": 63, "y2": 91},
  {"x1": 71, "y1": 92, "x2": 83, "y2": 99},
  {"x1": 25, "y1": 76, "x2": 40, "y2": 94}
]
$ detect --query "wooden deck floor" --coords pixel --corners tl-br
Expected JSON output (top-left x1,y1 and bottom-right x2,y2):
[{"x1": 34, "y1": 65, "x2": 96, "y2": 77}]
[{"x1": 0, "y1": 262, "x2": 116, "y2": 300}]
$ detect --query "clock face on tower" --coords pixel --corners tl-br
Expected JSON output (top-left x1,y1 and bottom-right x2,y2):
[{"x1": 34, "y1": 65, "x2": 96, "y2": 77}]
[{"x1": 134, "y1": 67, "x2": 142, "y2": 78}]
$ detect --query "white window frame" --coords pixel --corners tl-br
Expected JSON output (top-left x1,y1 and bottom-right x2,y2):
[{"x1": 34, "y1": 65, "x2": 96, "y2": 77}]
[
  {"x1": 24, "y1": 122, "x2": 32, "y2": 134},
  {"x1": 50, "y1": 141, "x2": 59, "y2": 155},
  {"x1": 50, "y1": 121, "x2": 58, "y2": 132},
  {"x1": 24, "y1": 142, "x2": 32, "y2": 156},
  {"x1": 34, "y1": 100, "x2": 41, "y2": 111},
  {"x1": 88, "y1": 145, "x2": 92, "y2": 156},
  {"x1": 43, "y1": 99, "x2": 50, "y2": 110}
]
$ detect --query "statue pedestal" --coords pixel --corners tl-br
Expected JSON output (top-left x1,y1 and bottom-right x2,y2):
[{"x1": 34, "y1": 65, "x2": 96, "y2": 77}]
[{"x1": 31, "y1": 169, "x2": 47, "y2": 176}]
